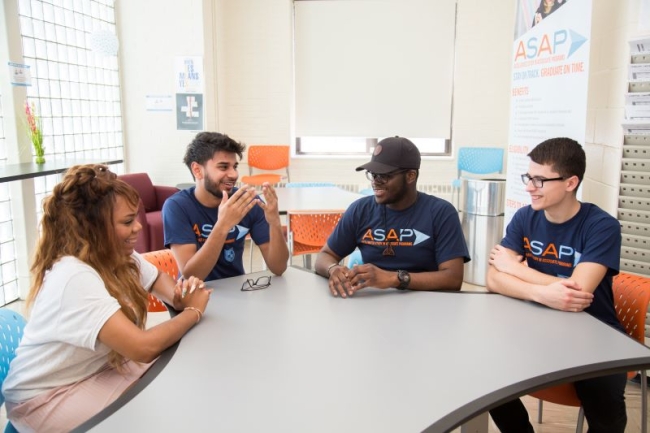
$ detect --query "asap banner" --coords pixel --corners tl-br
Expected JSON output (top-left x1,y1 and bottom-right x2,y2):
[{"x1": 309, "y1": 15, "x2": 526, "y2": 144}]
[{"x1": 505, "y1": 0, "x2": 592, "y2": 226}]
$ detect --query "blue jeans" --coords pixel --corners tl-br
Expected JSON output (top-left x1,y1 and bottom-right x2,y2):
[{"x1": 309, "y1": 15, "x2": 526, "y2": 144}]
[{"x1": 489, "y1": 372, "x2": 627, "y2": 433}]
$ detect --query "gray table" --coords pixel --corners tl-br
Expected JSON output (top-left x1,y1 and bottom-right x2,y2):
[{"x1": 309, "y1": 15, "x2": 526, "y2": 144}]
[
  {"x1": 82, "y1": 267, "x2": 650, "y2": 432},
  {"x1": 269, "y1": 186, "x2": 362, "y2": 214}
]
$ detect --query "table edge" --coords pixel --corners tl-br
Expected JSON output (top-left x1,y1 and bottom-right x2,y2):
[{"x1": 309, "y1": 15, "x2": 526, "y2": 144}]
[
  {"x1": 72, "y1": 321, "x2": 179, "y2": 432},
  {"x1": 426, "y1": 351, "x2": 650, "y2": 432}
]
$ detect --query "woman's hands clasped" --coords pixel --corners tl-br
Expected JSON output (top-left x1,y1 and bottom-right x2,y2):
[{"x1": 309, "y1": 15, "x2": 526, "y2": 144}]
[{"x1": 173, "y1": 276, "x2": 212, "y2": 316}]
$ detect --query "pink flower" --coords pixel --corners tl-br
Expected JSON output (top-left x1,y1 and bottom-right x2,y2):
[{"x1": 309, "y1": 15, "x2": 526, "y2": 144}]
[{"x1": 24, "y1": 99, "x2": 44, "y2": 160}]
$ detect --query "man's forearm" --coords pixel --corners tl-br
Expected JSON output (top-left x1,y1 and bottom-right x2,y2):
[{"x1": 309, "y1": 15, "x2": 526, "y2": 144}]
[
  {"x1": 264, "y1": 222, "x2": 289, "y2": 275},
  {"x1": 182, "y1": 226, "x2": 228, "y2": 280},
  {"x1": 486, "y1": 266, "x2": 542, "y2": 301},
  {"x1": 503, "y1": 261, "x2": 558, "y2": 286},
  {"x1": 400, "y1": 258, "x2": 464, "y2": 291},
  {"x1": 405, "y1": 270, "x2": 463, "y2": 291},
  {"x1": 314, "y1": 252, "x2": 340, "y2": 278}
]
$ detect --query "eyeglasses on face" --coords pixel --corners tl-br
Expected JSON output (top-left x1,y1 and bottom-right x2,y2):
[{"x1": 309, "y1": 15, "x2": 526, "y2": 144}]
[
  {"x1": 241, "y1": 275, "x2": 272, "y2": 291},
  {"x1": 365, "y1": 169, "x2": 410, "y2": 183},
  {"x1": 520, "y1": 173, "x2": 565, "y2": 188}
]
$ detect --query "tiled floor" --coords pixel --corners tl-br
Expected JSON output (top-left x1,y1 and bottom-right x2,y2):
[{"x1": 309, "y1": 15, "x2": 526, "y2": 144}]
[{"x1": 2, "y1": 243, "x2": 648, "y2": 432}]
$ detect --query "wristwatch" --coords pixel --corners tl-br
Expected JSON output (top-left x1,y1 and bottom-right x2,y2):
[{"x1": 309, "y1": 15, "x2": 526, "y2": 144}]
[{"x1": 397, "y1": 270, "x2": 411, "y2": 290}]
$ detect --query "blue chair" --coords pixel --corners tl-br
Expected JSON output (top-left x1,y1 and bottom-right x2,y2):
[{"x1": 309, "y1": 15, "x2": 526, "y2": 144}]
[
  {"x1": 452, "y1": 147, "x2": 504, "y2": 209},
  {"x1": 347, "y1": 249, "x2": 364, "y2": 268},
  {"x1": 0, "y1": 309, "x2": 27, "y2": 433},
  {"x1": 286, "y1": 182, "x2": 336, "y2": 188}
]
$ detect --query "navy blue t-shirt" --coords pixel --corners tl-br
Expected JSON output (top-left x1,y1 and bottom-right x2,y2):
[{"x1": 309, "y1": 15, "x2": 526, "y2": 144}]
[
  {"x1": 328, "y1": 193, "x2": 470, "y2": 272},
  {"x1": 162, "y1": 187, "x2": 270, "y2": 281},
  {"x1": 502, "y1": 203, "x2": 623, "y2": 331}
]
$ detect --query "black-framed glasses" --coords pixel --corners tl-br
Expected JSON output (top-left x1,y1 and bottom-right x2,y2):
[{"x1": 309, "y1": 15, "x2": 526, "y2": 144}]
[
  {"x1": 520, "y1": 173, "x2": 565, "y2": 188},
  {"x1": 241, "y1": 275, "x2": 272, "y2": 291},
  {"x1": 365, "y1": 169, "x2": 410, "y2": 183}
]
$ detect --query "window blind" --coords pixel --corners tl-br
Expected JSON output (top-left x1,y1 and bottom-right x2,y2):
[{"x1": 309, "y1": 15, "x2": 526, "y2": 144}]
[{"x1": 293, "y1": 0, "x2": 456, "y2": 140}]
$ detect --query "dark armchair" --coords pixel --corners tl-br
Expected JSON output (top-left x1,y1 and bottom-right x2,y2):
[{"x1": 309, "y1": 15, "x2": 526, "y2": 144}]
[{"x1": 118, "y1": 173, "x2": 179, "y2": 253}]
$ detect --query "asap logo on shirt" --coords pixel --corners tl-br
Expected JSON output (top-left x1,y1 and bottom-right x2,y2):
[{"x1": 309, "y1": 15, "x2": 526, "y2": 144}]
[
  {"x1": 360, "y1": 227, "x2": 430, "y2": 247},
  {"x1": 192, "y1": 223, "x2": 250, "y2": 244},
  {"x1": 524, "y1": 237, "x2": 581, "y2": 268}
]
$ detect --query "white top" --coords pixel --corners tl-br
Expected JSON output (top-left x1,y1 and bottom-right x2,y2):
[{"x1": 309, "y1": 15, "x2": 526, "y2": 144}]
[{"x1": 2, "y1": 252, "x2": 157, "y2": 403}]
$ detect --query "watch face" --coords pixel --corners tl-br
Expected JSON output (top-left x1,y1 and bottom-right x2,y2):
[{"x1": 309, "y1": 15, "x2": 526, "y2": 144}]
[{"x1": 398, "y1": 270, "x2": 410, "y2": 288}]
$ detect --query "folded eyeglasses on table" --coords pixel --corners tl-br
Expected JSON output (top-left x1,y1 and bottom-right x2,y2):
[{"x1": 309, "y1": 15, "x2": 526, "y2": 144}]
[{"x1": 241, "y1": 275, "x2": 272, "y2": 291}]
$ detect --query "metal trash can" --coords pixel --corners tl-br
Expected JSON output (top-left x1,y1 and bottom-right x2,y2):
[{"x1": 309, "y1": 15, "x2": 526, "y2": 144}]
[{"x1": 460, "y1": 177, "x2": 506, "y2": 286}]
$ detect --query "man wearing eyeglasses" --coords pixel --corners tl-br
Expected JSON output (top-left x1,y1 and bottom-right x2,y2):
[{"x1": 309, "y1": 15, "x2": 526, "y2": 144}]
[
  {"x1": 486, "y1": 137, "x2": 626, "y2": 433},
  {"x1": 314, "y1": 136, "x2": 470, "y2": 297}
]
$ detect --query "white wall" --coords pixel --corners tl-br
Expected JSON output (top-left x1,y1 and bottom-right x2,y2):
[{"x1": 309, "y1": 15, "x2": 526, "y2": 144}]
[
  {"x1": 117, "y1": 0, "x2": 632, "y2": 215},
  {"x1": 582, "y1": 0, "x2": 639, "y2": 215},
  {"x1": 115, "y1": 0, "x2": 207, "y2": 185},
  {"x1": 213, "y1": 0, "x2": 293, "y2": 145},
  {"x1": 117, "y1": 0, "x2": 514, "y2": 194}
]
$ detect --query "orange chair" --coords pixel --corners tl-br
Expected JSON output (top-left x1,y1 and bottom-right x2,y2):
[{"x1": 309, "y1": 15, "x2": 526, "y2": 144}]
[
  {"x1": 240, "y1": 145, "x2": 290, "y2": 186},
  {"x1": 287, "y1": 210, "x2": 344, "y2": 269},
  {"x1": 141, "y1": 249, "x2": 180, "y2": 312},
  {"x1": 531, "y1": 272, "x2": 650, "y2": 433}
]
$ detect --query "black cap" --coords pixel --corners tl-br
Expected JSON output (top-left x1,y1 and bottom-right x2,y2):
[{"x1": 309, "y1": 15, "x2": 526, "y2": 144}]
[{"x1": 355, "y1": 136, "x2": 421, "y2": 174}]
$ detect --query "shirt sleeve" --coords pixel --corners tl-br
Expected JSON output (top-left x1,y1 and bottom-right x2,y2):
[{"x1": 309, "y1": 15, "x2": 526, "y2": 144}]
[
  {"x1": 433, "y1": 201, "x2": 471, "y2": 264},
  {"x1": 162, "y1": 196, "x2": 197, "y2": 247},
  {"x1": 56, "y1": 269, "x2": 121, "y2": 351},
  {"x1": 133, "y1": 251, "x2": 159, "y2": 291},
  {"x1": 326, "y1": 203, "x2": 359, "y2": 259},
  {"x1": 578, "y1": 211, "x2": 621, "y2": 273},
  {"x1": 501, "y1": 207, "x2": 527, "y2": 255}
]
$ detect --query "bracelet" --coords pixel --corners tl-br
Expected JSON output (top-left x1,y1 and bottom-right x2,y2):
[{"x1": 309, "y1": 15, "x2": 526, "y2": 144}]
[
  {"x1": 326, "y1": 263, "x2": 343, "y2": 277},
  {"x1": 184, "y1": 307, "x2": 203, "y2": 324}
]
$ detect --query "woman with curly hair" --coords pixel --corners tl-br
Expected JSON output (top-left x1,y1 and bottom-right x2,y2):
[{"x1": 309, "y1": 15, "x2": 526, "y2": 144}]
[{"x1": 2, "y1": 164, "x2": 212, "y2": 432}]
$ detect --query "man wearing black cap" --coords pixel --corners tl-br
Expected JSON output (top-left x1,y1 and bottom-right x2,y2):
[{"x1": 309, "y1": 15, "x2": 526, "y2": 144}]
[{"x1": 315, "y1": 136, "x2": 470, "y2": 297}]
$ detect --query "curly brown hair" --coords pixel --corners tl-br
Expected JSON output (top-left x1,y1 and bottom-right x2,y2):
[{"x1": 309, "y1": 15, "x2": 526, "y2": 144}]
[{"x1": 28, "y1": 164, "x2": 147, "y2": 369}]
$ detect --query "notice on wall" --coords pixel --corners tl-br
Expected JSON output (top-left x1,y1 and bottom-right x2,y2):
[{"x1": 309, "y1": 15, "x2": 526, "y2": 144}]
[
  {"x1": 8, "y1": 62, "x2": 31, "y2": 86},
  {"x1": 505, "y1": 0, "x2": 593, "y2": 226},
  {"x1": 176, "y1": 93, "x2": 204, "y2": 130},
  {"x1": 175, "y1": 56, "x2": 204, "y2": 94},
  {"x1": 146, "y1": 94, "x2": 173, "y2": 112}
]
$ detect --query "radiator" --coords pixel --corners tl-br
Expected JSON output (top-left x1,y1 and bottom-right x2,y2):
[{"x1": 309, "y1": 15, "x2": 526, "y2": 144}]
[{"x1": 272, "y1": 182, "x2": 453, "y2": 198}]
